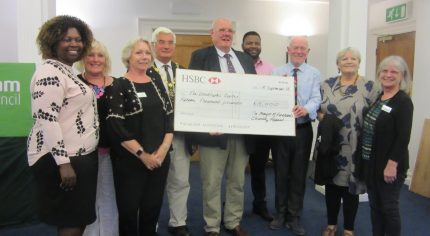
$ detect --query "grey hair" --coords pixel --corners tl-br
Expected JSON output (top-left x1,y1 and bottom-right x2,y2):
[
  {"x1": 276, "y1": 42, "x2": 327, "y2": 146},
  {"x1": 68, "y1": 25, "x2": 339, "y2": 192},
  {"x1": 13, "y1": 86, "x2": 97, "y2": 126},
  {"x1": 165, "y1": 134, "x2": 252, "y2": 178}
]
[
  {"x1": 336, "y1": 47, "x2": 361, "y2": 64},
  {"x1": 376, "y1": 55, "x2": 412, "y2": 94},
  {"x1": 211, "y1": 18, "x2": 234, "y2": 31},
  {"x1": 288, "y1": 35, "x2": 309, "y2": 48},
  {"x1": 151, "y1": 27, "x2": 176, "y2": 44},
  {"x1": 121, "y1": 37, "x2": 153, "y2": 68}
]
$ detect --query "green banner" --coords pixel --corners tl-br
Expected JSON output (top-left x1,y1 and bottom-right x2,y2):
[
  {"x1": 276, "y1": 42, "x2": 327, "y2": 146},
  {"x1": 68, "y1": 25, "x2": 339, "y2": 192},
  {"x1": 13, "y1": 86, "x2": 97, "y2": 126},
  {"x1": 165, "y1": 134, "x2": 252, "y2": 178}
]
[{"x1": 0, "y1": 63, "x2": 35, "y2": 137}]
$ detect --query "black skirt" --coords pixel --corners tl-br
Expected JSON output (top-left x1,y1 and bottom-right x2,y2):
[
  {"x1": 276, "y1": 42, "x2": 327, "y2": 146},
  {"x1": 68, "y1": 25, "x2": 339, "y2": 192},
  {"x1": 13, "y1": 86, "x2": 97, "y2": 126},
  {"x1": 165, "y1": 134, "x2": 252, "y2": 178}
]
[{"x1": 31, "y1": 151, "x2": 98, "y2": 227}]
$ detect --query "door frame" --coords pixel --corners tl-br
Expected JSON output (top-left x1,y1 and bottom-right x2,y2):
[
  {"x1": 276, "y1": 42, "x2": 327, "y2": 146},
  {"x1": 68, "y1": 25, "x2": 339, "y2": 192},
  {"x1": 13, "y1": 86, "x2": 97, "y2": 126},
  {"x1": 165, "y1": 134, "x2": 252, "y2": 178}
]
[
  {"x1": 138, "y1": 18, "x2": 213, "y2": 39},
  {"x1": 366, "y1": 19, "x2": 415, "y2": 89}
]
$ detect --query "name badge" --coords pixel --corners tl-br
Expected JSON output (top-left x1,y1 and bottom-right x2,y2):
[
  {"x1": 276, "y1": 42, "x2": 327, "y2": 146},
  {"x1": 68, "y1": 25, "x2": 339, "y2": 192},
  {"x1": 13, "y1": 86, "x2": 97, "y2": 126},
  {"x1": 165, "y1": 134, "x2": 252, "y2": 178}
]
[
  {"x1": 137, "y1": 92, "x2": 147, "y2": 98},
  {"x1": 382, "y1": 104, "x2": 392, "y2": 113}
]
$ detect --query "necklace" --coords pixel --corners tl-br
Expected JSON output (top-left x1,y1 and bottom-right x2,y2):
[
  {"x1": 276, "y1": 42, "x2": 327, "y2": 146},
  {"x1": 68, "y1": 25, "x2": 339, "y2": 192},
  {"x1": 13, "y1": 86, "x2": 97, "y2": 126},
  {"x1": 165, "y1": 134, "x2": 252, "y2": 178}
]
[
  {"x1": 83, "y1": 72, "x2": 106, "y2": 99},
  {"x1": 338, "y1": 75, "x2": 358, "y2": 96}
]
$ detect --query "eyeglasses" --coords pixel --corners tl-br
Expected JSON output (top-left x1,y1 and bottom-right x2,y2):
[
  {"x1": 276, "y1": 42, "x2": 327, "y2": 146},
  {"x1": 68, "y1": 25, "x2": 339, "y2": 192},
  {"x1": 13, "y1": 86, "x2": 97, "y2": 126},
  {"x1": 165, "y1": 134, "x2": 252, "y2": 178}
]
[
  {"x1": 156, "y1": 40, "x2": 175, "y2": 46},
  {"x1": 289, "y1": 46, "x2": 309, "y2": 52},
  {"x1": 61, "y1": 37, "x2": 82, "y2": 43},
  {"x1": 217, "y1": 28, "x2": 235, "y2": 34}
]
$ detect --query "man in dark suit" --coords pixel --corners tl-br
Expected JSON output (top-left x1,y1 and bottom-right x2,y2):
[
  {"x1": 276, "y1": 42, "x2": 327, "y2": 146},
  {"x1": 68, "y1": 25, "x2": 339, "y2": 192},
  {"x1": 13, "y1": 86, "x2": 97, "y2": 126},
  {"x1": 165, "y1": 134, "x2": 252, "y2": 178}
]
[
  {"x1": 188, "y1": 18, "x2": 256, "y2": 236},
  {"x1": 151, "y1": 27, "x2": 191, "y2": 236}
]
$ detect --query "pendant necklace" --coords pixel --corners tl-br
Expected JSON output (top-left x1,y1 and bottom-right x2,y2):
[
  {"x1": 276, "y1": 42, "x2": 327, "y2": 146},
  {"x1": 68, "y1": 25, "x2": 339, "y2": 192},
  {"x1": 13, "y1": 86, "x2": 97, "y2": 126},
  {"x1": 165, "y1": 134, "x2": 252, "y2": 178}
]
[
  {"x1": 338, "y1": 74, "x2": 358, "y2": 96},
  {"x1": 84, "y1": 72, "x2": 106, "y2": 99}
]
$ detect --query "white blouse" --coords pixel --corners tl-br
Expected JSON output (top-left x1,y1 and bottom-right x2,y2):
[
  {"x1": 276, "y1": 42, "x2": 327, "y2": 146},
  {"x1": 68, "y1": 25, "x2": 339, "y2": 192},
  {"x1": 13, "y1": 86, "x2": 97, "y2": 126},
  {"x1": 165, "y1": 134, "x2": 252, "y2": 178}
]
[{"x1": 27, "y1": 59, "x2": 99, "y2": 166}]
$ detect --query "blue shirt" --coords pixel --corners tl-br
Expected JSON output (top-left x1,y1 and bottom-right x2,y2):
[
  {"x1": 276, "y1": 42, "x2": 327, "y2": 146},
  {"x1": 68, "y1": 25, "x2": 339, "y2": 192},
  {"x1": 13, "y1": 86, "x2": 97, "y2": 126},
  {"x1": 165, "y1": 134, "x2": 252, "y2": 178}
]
[{"x1": 272, "y1": 62, "x2": 321, "y2": 124}]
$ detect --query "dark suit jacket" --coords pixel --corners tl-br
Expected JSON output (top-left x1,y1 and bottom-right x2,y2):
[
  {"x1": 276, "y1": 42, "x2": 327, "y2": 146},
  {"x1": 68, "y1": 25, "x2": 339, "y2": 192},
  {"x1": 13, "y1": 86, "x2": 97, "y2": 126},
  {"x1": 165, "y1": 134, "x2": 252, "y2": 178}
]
[
  {"x1": 187, "y1": 46, "x2": 257, "y2": 154},
  {"x1": 152, "y1": 61, "x2": 194, "y2": 154},
  {"x1": 358, "y1": 90, "x2": 413, "y2": 185}
]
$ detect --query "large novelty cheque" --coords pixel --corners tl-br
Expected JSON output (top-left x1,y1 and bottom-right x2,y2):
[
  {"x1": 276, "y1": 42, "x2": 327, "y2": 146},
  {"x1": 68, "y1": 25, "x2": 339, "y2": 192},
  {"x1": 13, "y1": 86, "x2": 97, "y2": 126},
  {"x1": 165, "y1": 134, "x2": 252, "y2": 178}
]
[{"x1": 174, "y1": 69, "x2": 296, "y2": 136}]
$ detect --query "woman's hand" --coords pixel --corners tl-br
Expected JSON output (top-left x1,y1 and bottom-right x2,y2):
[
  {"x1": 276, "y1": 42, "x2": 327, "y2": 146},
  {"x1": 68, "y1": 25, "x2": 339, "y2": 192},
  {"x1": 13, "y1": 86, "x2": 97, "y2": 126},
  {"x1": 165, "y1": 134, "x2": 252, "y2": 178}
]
[
  {"x1": 384, "y1": 160, "x2": 398, "y2": 184},
  {"x1": 58, "y1": 163, "x2": 76, "y2": 191},
  {"x1": 154, "y1": 143, "x2": 170, "y2": 165},
  {"x1": 138, "y1": 152, "x2": 160, "y2": 170}
]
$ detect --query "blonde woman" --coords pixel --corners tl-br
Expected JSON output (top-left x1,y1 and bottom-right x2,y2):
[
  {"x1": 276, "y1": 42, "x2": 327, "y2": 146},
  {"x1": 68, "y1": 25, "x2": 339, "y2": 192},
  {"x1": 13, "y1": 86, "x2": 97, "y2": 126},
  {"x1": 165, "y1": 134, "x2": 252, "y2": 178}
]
[
  {"x1": 106, "y1": 37, "x2": 173, "y2": 236},
  {"x1": 319, "y1": 47, "x2": 378, "y2": 236},
  {"x1": 77, "y1": 40, "x2": 118, "y2": 236}
]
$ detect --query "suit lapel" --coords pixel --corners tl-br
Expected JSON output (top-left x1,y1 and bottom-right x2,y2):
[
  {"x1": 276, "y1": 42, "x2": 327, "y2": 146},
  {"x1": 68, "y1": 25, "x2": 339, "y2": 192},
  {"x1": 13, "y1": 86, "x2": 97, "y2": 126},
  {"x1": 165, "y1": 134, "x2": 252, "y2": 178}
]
[
  {"x1": 208, "y1": 46, "x2": 221, "y2": 72},
  {"x1": 234, "y1": 49, "x2": 252, "y2": 74}
]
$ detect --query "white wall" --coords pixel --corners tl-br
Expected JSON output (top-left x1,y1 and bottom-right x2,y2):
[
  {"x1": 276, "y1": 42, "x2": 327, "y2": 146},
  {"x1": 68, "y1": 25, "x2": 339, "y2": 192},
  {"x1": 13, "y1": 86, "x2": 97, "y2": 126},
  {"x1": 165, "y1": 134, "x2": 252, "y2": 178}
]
[
  {"x1": 0, "y1": 0, "x2": 18, "y2": 61},
  {"x1": 56, "y1": 0, "x2": 329, "y2": 76}
]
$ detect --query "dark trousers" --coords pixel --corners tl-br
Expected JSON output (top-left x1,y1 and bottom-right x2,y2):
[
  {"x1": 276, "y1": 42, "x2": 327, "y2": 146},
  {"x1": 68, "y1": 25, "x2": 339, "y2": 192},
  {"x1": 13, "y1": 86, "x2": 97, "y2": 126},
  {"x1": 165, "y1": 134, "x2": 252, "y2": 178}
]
[
  {"x1": 273, "y1": 123, "x2": 313, "y2": 218},
  {"x1": 368, "y1": 175, "x2": 404, "y2": 236},
  {"x1": 325, "y1": 184, "x2": 359, "y2": 230},
  {"x1": 249, "y1": 135, "x2": 278, "y2": 210},
  {"x1": 112, "y1": 154, "x2": 170, "y2": 236}
]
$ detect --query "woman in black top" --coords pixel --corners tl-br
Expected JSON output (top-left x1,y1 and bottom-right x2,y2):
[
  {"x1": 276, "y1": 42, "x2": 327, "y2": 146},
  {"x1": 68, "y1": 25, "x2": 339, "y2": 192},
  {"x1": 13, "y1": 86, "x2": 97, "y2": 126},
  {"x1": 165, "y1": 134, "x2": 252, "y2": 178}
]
[
  {"x1": 106, "y1": 37, "x2": 173, "y2": 236},
  {"x1": 361, "y1": 56, "x2": 413, "y2": 236},
  {"x1": 77, "y1": 40, "x2": 118, "y2": 236}
]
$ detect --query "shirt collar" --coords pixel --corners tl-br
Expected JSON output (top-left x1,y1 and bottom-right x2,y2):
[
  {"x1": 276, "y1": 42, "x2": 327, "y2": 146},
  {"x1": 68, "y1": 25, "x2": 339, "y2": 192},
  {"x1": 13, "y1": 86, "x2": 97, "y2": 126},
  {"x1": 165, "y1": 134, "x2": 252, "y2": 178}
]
[
  {"x1": 289, "y1": 62, "x2": 306, "y2": 73},
  {"x1": 154, "y1": 58, "x2": 172, "y2": 68},
  {"x1": 215, "y1": 47, "x2": 235, "y2": 59}
]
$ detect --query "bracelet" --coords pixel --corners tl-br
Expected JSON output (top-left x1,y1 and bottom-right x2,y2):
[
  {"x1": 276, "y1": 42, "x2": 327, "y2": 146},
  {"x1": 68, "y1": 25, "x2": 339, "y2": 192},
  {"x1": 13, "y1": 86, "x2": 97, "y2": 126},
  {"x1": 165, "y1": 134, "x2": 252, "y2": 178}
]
[{"x1": 135, "y1": 147, "x2": 144, "y2": 157}]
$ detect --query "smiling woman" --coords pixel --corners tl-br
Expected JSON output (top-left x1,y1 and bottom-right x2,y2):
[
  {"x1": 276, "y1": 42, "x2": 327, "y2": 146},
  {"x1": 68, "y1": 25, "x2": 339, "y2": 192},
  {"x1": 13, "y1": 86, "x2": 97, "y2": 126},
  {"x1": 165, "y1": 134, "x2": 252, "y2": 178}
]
[
  {"x1": 106, "y1": 36, "x2": 174, "y2": 235},
  {"x1": 27, "y1": 15, "x2": 98, "y2": 236}
]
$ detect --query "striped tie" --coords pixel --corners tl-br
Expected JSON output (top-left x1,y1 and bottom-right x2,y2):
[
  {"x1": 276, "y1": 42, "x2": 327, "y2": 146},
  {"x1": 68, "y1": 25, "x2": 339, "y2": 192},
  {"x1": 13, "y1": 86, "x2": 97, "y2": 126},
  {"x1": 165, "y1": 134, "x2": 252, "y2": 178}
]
[
  {"x1": 224, "y1": 54, "x2": 236, "y2": 73},
  {"x1": 293, "y1": 68, "x2": 299, "y2": 105}
]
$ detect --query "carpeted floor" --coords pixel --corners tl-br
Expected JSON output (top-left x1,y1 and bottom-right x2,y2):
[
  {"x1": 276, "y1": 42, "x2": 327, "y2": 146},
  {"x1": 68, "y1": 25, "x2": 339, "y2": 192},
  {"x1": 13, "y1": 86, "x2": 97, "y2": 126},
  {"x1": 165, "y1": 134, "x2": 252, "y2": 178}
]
[{"x1": 1, "y1": 161, "x2": 430, "y2": 235}]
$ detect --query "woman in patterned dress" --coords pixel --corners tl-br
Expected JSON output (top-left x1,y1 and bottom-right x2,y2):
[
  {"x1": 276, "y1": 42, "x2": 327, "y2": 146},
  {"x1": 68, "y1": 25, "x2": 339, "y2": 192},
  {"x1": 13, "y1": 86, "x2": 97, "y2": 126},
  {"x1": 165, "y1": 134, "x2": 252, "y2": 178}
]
[
  {"x1": 319, "y1": 47, "x2": 378, "y2": 236},
  {"x1": 27, "y1": 15, "x2": 98, "y2": 236}
]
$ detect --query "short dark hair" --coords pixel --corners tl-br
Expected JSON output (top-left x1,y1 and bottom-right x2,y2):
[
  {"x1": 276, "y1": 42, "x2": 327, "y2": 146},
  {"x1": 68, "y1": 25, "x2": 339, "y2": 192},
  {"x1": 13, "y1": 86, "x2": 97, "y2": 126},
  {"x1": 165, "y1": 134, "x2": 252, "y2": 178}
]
[
  {"x1": 242, "y1": 31, "x2": 261, "y2": 43},
  {"x1": 36, "y1": 15, "x2": 93, "y2": 60}
]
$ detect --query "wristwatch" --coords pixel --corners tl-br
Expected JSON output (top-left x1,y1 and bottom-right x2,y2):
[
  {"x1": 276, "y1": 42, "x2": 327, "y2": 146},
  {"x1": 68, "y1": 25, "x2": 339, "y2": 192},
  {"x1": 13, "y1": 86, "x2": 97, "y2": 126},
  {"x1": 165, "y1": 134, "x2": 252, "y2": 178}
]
[{"x1": 135, "y1": 147, "x2": 144, "y2": 157}]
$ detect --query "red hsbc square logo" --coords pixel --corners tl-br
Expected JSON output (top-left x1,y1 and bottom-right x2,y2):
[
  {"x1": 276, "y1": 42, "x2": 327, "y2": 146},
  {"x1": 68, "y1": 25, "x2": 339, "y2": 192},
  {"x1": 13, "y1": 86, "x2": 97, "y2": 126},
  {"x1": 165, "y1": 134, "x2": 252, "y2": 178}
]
[{"x1": 208, "y1": 77, "x2": 221, "y2": 84}]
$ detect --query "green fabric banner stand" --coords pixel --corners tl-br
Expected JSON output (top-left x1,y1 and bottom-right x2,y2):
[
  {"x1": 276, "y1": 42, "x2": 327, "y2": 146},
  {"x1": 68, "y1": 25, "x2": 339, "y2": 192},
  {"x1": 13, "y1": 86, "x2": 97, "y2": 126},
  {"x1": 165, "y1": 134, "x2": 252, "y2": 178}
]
[{"x1": 0, "y1": 63, "x2": 38, "y2": 227}]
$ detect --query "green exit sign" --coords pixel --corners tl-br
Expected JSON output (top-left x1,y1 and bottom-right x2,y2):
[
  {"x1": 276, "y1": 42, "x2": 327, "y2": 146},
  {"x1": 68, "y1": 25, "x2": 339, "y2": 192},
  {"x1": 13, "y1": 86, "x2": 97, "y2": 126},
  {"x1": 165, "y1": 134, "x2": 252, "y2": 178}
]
[{"x1": 386, "y1": 4, "x2": 407, "y2": 22}]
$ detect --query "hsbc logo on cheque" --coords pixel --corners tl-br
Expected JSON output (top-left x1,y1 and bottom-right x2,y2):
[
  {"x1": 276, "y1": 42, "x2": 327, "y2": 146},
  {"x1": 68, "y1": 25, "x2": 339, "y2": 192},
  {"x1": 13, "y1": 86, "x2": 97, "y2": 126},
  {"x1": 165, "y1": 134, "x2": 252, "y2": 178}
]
[
  {"x1": 180, "y1": 73, "x2": 222, "y2": 85},
  {"x1": 208, "y1": 77, "x2": 221, "y2": 84}
]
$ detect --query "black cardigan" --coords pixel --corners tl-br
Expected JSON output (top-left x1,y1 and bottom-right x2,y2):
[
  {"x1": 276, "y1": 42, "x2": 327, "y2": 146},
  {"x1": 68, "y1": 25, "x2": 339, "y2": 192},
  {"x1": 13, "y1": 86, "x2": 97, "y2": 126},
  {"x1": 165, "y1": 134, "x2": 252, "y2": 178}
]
[
  {"x1": 359, "y1": 90, "x2": 413, "y2": 184},
  {"x1": 313, "y1": 114, "x2": 343, "y2": 185}
]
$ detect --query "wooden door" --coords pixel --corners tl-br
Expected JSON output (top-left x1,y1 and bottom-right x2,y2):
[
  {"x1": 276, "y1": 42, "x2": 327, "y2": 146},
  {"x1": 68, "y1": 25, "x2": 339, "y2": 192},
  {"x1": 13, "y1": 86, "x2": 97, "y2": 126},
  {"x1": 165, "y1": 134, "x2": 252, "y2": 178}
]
[
  {"x1": 173, "y1": 34, "x2": 213, "y2": 68},
  {"x1": 376, "y1": 31, "x2": 415, "y2": 79},
  {"x1": 172, "y1": 34, "x2": 212, "y2": 161}
]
